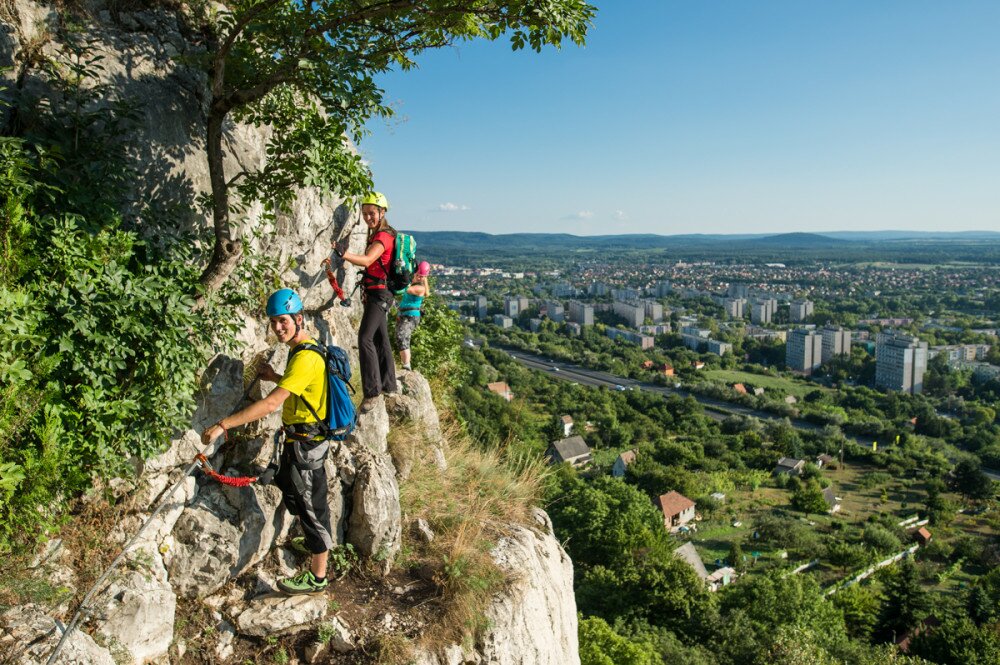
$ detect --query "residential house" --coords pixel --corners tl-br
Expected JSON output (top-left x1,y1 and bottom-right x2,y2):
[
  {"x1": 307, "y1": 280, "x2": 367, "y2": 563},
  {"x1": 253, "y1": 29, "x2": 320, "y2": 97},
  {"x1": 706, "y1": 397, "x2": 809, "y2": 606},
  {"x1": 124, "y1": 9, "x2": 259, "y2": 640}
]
[
  {"x1": 706, "y1": 567, "x2": 736, "y2": 592},
  {"x1": 560, "y1": 415, "x2": 574, "y2": 437},
  {"x1": 662, "y1": 363, "x2": 676, "y2": 377},
  {"x1": 914, "y1": 527, "x2": 932, "y2": 546},
  {"x1": 822, "y1": 487, "x2": 841, "y2": 513},
  {"x1": 773, "y1": 457, "x2": 806, "y2": 477},
  {"x1": 816, "y1": 454, "x2": 836, "y2": 468},
  {"x1": 612, "y1": 449, "x2": 638, "y2": 478},
  {"x1": 486, "y1": 382, "x2": 513, "y2": 402},
  {"x1": 732, "y1": 383, "x2": 748, "y2": 395},
  {"x1": 546, "y1": 435, "x2": 592, "y2": 468},
  {"x1": 655, "y1": 491, "x2": 696, "y2": 530},
  {"x1": 692, "y1": 361, "x2": 706, "y2": 370}
]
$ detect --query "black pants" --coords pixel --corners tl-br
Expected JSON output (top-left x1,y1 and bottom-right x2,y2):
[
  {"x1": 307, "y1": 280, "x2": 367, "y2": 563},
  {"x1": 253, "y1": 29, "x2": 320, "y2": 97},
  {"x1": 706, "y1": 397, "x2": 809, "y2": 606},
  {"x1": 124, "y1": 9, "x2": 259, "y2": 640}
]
[
  {"x1": 358, "y1": 288, "x2": 397, "y2": 398},
  {"x1": 275, "y1": 445, "x2": 333, "y2": 554}
]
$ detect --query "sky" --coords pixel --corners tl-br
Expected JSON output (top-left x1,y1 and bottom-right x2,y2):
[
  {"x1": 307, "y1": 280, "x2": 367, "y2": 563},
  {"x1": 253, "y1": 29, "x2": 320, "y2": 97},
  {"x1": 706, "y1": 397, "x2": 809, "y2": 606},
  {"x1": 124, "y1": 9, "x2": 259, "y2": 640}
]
[{"x1": 360, "y1": 1, "x2": 1000, "y2": 236}]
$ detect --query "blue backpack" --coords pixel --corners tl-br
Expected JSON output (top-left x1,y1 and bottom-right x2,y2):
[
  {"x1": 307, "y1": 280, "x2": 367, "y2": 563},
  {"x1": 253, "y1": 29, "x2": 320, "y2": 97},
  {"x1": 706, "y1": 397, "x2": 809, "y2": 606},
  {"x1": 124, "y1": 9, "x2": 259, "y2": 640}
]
[{"x1": 290, "y1": 343, "x2": 357, "y2": 441}]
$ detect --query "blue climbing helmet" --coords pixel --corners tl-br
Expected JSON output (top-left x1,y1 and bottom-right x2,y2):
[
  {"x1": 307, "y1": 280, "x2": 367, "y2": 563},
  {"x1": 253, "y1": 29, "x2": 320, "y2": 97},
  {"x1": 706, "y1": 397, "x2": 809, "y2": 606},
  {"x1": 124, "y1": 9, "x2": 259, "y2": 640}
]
[{"x1": 266, "y1": 289, "x2": 303, "y2": 317}]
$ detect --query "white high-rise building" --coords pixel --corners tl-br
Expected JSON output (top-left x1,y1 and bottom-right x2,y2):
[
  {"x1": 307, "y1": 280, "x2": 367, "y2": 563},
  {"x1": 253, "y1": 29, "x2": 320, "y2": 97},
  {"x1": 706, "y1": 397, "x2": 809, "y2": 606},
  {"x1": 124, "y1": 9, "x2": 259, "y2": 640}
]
[
  {"x1": 724, "y1": 298, "x2": 746, "y2": 319},
  {"x1": 790, "y1": 300, "x2": 814, "y2": 323},
  {"x1": 821, "y1": 326, "x2": 852, "y2": 363},
  {"x1": 876, "y1": 333, "x2": 928, "y2": 394},
  {"x1": 786, "y1": 328, "x2": 823, "y2": 375},
  {"x1": 613, "y1": 301, "x2": 644, "y2": 327},
  {"x1": 568, "y1": 301, "x2": 594, "y2": 326}
]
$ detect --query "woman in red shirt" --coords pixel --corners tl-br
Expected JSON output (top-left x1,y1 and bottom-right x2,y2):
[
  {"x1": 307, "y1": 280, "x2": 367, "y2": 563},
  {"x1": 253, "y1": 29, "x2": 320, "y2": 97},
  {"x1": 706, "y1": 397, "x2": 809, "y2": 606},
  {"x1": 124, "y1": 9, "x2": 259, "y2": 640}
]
[{"x1": 334, "y1": 192, "x2": 398, "y2": 413}]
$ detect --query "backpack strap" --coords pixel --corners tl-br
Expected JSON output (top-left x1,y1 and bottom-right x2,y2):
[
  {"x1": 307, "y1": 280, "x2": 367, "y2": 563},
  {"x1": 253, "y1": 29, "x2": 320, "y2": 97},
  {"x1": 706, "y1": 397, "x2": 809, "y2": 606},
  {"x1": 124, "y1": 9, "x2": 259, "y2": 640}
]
[
  {"x1": 288, "y1": 344, "x2": 333, "y2": 439},
  {"x1": 290, "y1": 343, "x2": 355, "y2": 440}
]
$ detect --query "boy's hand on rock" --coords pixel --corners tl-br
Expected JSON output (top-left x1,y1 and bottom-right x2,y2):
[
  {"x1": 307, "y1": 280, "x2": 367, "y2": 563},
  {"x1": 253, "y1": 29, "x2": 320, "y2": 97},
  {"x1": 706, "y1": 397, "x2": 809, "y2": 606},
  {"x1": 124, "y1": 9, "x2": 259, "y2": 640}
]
[{"x1": 258, "y1": 364, "x2": 281, "y2": 383}]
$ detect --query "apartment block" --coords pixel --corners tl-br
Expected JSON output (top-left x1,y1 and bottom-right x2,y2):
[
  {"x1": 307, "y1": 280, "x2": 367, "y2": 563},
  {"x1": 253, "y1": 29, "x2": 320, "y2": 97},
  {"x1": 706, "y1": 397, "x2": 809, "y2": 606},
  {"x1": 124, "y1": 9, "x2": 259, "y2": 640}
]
[
  {"x1": 724, "y1": 298, "x2": 746, "y2": 319},
  {"x1": 475, "y1": 295, "x2": 487, "y2": 321},
  {"x1": 821, "y1": 325, "x2": 852, "y2": 363},
  {"x1": 786, "y1": 328, "x2": 823, "y2": 375},
  {"x1": 568, "y1": 301, "x2": 595, "y2": 326},
  {"x1": 493, "y1": 314, "x2": 513, "y2": 329},
  {"x1": 750, "y1": 298, "x2": 777, "y2": 325},
  {"x1": 707, "y1": 339, "x2": 733, "y2": 356},
  {"x1": 606, "y1": 327, "x2": 655, "y2": 349},
  {"x1": 612, "y1": 288, "x2": 643, "y2": 302},
  {"x1": 727, "y1": 283, "x2": 750, "y2": 298},
  {"x1": 503, "y1": 295, "x2": 521, "y2": 317},
  {"x1": 613, "y1": 301, "x2": 645, "y2": 328},
  {"x1": 654, "y1": 280, "x2": 673, "y2": 297},
  {"x1": 643, "y1": 299, "x2": 664, "y2": 322},
  {"x1": 543, "y1": 300, "x2": 565, "y2": 323},
  {"x1": 589, "y1": 282, "x2": 609, "y2": 297},
  {"x1": 875, "y1": 332, "x2": 929, "y2": 394},
  {"x1": 789, "y1": 300, "x2": 814, "y2": 323}
]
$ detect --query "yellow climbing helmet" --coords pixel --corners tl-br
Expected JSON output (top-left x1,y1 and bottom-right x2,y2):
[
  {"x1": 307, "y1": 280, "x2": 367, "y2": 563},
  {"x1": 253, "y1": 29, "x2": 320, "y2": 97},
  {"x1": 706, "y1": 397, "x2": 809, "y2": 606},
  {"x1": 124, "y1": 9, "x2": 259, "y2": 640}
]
[{"x1": 361, "y1": 191, "x2": 389, "y2": 210}]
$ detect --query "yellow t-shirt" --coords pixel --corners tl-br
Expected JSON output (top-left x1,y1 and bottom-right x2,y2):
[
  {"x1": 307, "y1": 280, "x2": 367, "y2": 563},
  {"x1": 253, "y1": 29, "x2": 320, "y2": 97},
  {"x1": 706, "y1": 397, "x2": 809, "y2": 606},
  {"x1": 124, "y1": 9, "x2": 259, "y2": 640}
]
[{"x1": 278, "y1": 340, "x2": 328, "y2": 425}]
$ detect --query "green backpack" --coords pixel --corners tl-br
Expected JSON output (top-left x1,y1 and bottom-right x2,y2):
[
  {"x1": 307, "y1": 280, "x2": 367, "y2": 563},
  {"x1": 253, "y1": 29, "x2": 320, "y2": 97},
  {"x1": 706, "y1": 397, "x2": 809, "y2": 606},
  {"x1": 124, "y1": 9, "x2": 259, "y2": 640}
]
[{"x1": 386, "y1": 232, "x2": 417, "y2": 294}]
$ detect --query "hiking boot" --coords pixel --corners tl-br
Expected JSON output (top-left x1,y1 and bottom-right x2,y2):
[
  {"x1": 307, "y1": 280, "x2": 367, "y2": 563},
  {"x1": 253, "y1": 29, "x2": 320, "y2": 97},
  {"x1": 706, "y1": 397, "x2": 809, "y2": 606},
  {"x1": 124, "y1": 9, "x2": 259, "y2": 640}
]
[
  {"x1": 401, "y1": 364, "x2": 412, "y2": 371},
  {"x1": 288, "y1": 536, "x2": 310, "y2": 556},
  {"x1": 359, "y1": 396, "x2": 380, "y2": 414},
  {"x1": 277, "y1": 569, "x2": 328, "y2": 595}
]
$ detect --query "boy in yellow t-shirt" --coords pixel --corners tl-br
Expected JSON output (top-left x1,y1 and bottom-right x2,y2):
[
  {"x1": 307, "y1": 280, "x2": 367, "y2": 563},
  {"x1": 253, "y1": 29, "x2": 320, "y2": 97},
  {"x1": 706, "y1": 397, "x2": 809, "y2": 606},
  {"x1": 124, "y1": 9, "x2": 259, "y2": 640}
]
[{"x1": 201, "y1": 289, "x2": 332, "y2": 595}]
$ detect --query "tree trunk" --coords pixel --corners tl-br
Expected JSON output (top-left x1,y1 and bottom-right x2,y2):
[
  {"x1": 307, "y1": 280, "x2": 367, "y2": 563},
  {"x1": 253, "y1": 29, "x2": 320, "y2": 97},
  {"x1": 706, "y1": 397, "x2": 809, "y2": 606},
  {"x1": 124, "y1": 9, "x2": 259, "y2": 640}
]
[{"x1": 198, "y1": 105, "x2": 242, "y2": 297}]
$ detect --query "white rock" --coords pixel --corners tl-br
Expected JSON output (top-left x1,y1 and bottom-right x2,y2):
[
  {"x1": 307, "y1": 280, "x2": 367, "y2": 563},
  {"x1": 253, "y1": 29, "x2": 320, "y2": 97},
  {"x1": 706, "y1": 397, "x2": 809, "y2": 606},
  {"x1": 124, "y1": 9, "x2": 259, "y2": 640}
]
[
  {"x1": 214, "y1": 621, "x2": 236, "y2": 662},
  {"x1": 235, "y1": 594, "x2": 328, "y2": 637},
  {"x1": 326, "y1": 617, "x2": 355, "y2": 653},
  {"x1": 346, "y1": 450, "x2": 401, "y2": 575},
  {"x1": 94, "y1": 565, "x2": 176, "y2": 664},
  {"x1": 1, "y1": 604, "x2": 116, "y2": 665},
  {"x1": 347, "y1": 397, "x2": 390, "y2": 454}
]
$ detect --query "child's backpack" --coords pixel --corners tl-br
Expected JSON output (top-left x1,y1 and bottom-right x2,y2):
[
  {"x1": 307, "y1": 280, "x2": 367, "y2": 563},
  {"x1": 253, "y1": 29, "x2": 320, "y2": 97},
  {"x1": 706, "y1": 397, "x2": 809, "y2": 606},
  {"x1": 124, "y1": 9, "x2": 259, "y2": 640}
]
[
  {"x1": 290, "y1": 343, "x2": 356, "y2": 441},
  {"x1": 386, "y1": 232, "x2": 417, "y2": 294}
]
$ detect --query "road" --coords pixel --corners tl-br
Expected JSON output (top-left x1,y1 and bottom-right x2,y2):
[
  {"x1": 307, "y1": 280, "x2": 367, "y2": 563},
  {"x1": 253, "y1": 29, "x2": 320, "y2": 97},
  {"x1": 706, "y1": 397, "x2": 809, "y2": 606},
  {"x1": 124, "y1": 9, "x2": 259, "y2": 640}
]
[{"x1": 496, "y1": 345, "x2": 1000, "y2": 482}]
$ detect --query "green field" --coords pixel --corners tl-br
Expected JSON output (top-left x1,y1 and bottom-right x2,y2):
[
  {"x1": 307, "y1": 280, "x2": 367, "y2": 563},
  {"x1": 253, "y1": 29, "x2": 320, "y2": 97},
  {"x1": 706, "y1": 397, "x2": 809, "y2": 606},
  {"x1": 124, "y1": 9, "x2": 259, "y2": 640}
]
[{"x1": 703, "y1": 369, "x2": 830, "y2": 398}]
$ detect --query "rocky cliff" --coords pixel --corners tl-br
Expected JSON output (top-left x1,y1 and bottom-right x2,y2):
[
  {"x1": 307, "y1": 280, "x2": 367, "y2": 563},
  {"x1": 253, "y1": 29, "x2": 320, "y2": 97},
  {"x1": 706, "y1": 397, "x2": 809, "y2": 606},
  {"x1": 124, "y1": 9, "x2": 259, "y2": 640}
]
[{"x1": 0, "y1": 2, "x2": 579, "y2": 663}]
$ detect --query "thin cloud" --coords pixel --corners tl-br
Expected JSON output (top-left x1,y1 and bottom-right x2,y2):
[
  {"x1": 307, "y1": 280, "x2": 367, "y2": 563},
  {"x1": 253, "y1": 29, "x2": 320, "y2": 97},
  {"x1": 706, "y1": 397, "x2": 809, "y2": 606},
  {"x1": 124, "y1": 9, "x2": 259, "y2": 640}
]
[
  {"x1": 614, "y1": 210, "x2": 628, "y2": 221},
  {"x1": 436, "y1": 202, "x2": 470, "y2": 212},
  {"x1": 563, "y1": 210, "x2": 595, "y2": 220}
]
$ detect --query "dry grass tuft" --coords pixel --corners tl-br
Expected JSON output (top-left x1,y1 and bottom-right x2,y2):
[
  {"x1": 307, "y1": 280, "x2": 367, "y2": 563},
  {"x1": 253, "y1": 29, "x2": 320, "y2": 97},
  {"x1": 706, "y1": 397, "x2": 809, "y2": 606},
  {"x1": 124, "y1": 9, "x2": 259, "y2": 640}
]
[{"x1": 390, "y1": 402, "x2": 549, "y2": 652}]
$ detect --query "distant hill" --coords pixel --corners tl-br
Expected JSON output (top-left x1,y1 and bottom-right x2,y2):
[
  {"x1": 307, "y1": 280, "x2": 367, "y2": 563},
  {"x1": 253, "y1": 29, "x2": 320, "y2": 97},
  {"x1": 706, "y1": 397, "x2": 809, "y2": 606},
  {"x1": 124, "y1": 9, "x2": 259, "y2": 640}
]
[
  {"x1": 404, "y1": 229, "x2": 1000, "y2": 266},
  {"x1": 748, "y1": 232, "x2": 849, "y2": 247},
  {"x1": 820, "y1": 230, "x2": 1000, "y2": 242}
]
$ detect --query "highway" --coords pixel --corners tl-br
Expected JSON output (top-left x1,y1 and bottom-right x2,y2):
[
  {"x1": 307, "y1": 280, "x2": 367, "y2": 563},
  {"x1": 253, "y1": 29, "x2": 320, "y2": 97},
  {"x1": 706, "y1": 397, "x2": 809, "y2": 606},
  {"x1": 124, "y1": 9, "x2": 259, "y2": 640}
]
[{"x1": 496, "y1": 345, "x2": 1000, "y2": 482}]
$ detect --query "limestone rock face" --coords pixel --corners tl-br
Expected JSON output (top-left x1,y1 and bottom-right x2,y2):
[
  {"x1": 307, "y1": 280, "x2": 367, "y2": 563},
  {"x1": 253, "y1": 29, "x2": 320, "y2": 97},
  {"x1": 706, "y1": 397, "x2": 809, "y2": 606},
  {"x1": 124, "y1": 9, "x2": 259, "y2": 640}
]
[
  {"x1": 1, "y1": 604, "x2": 116, "y2": 665},
  {"x1": 234, "y1": 594, "x2": 328, "y2": 637},
  {"x1": 166, "y1": 485, "x2": 242, "y2": 598},
  {"x1": 412, "y1": 509, "x2": 579, "y2": 665},
  {"x1": 477, "y1": 508, "x2": 580, "y2": 665},
  {"x1": 347, "y1": 395, "x2": 391, "y2": 454},
  {"x1": 93, "y1": 568, "x2": 175, "y2": 664},
  {"x1": 346, "y1": 449, "x2": 402, "y2": 575},
  {"x1": 385, "y1": 371, "x2": 444, "y2": 444}
]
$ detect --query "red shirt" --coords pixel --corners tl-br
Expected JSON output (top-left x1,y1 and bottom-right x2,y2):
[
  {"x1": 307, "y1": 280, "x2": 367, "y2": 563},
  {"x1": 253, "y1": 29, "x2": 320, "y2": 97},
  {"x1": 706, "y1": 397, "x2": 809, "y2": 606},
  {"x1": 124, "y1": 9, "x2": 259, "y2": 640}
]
[{"x1": 363, "y1": 230, "x2": 395, "y2": 289}]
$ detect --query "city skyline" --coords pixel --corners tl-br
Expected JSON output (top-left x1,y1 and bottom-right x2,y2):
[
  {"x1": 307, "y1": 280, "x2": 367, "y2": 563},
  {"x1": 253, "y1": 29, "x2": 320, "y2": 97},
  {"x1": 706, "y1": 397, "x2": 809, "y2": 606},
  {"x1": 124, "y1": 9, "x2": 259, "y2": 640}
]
[{"x1": 362, "y1": 1, "x2": 1000, "y2": 235}]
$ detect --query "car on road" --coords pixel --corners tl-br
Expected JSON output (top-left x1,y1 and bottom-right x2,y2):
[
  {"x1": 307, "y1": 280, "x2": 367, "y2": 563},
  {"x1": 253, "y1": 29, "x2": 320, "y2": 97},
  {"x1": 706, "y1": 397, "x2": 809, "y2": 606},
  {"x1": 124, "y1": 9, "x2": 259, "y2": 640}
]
[
  {"x1": 614, "y1": 384, "x2": 626, "y2": 391},
  {"x1": 550, "y1": 367, "x2": 560, "y2": 372}
]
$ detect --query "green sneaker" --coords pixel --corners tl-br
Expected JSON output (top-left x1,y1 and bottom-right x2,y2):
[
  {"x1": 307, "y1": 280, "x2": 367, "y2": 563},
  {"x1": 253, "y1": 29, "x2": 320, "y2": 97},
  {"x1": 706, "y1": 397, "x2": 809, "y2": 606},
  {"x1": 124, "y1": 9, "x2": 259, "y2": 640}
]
[
  {"x1": 277, "y1": 569, "x2": 328, "y2": 595},
  {"x1": 288, "y1": 536, "x2": 310, "y2": 556}
]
